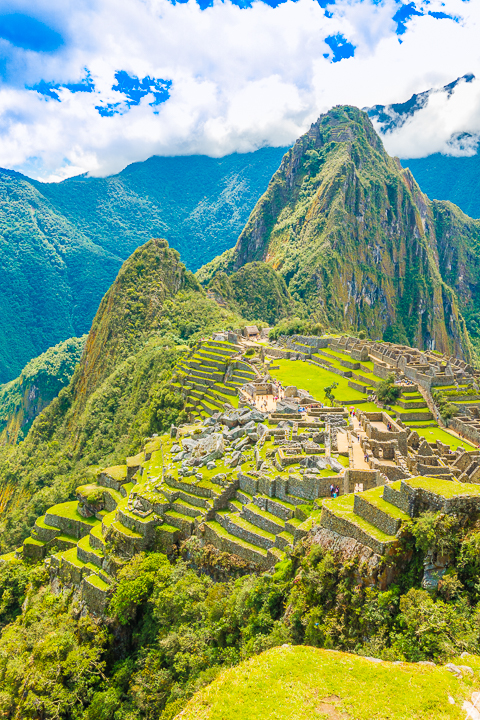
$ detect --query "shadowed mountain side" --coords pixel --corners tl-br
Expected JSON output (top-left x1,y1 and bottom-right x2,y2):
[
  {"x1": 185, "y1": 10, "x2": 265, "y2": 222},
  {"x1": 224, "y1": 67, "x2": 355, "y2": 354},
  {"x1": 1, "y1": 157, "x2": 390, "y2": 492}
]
[
  {"x1": 0, "y1": 336, "x2": 86, "y2": 445},
  {"x1": 0, "y1": 239, "x2": 245, "y2": 549},
  {"x1": 207, "y1": 262, "x2": 294, "y2": 325}
]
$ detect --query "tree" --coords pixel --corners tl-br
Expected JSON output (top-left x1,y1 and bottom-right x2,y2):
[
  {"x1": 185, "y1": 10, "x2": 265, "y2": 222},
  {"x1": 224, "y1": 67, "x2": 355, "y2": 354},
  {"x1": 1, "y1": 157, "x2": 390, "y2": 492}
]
[
  {"x1": 377, "y1": 374, "x2": 402, "y2": 405},
  {"x1": 324, "y1": 382, "x2": 338, "y2": 407}
]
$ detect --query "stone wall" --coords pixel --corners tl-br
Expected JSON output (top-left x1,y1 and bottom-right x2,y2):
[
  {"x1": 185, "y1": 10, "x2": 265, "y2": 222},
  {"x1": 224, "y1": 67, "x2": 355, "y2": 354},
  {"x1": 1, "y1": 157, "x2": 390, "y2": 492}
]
[
  {"x1": 448, "y1": 416, "x2": 480, "y2": 447},
  {"x1": 320, "y1": 505, "x2": 393, "y2": 555},
  {"x1": 353, "y1": 494, "x2": 401, "y2": 535},
  {"x1": 343, "y1": 469, "x2": 381, "y2": 493}
]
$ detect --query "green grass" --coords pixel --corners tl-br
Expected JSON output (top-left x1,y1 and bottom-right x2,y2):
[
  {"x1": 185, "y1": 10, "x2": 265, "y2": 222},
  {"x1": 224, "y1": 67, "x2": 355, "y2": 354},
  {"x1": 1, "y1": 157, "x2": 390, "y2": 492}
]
[
  {"x1": 84, "y1": 573, "x2": 110, "y2": 591},
  {"x1": 101, "y1": 465, "x2": 127, "y2": 482},
  {"x1": 269, "y1": 359, "x2": 366, "y2": 402},
  {"x1": 362, "y1": 486, "x2": 409, "y2": 521},
  {"x1": 205, "y1": 521, "x2": 268, "y2": 557},
  {"x1": 406, "y1": 425, "x2": 476, "y2": 451},
  {"x1": 179, "y1": 644, "x2": 478, "y2": 719},
  {"x1": 47, "y1": 501, "x2": 98, "y2": 525},
  {"x1": 322, "y1": 495, "x2": 395, "y2": 542},
  {"x1": 405, "y1": 476, "x2": 480, "y2": 498}
]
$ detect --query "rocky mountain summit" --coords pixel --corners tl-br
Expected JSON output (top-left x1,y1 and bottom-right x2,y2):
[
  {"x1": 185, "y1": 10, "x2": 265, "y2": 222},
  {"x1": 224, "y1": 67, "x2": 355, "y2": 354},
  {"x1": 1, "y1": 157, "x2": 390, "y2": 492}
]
[{"x1": 199, "y1": 105, "x2": 480, "y2": 361}]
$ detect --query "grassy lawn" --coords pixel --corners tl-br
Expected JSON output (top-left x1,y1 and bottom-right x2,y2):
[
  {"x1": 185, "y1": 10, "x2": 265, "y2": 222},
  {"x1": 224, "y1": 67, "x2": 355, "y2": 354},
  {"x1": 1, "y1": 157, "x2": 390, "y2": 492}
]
[
  {"x1": 406, "y1": 424, "x2": 476, "y2": 451},
  {"x1": 269, "y1": 359, "x2": 366, "y2": 403},
  {"x1": 179, "y1": 644, "x2": 477, "y2": 719},
  {"x1": 405, "y1": 475, "x2": 480, "y2": 498}
]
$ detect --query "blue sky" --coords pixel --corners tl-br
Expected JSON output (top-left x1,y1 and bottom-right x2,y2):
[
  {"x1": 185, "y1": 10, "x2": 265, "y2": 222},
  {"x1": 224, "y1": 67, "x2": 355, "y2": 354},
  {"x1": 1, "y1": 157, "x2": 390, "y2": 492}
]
[{"x1": 0, "y1": 0, "x2": 475, "y2": 179}]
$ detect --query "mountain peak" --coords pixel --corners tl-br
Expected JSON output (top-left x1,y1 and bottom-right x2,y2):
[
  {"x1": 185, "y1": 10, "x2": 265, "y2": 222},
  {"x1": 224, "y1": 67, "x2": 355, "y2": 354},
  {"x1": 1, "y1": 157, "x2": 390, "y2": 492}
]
[{"x1": 199, "y1": 105, "x2": 473, "y2": 359}]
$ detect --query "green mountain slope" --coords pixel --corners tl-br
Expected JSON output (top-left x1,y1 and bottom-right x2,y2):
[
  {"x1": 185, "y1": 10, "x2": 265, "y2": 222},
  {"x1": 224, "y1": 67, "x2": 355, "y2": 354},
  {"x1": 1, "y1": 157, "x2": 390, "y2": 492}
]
[
  {"x1": 33, "y1": 150, "x2": 287, "y2": 269},
  {"x1": 179, "y1": 644, "x2": 477, "y2": 720},
  {"x1": 198, "y1": 106, "x2": 477, "y2": 360},
  {"x1": 207, "y1": 261, "x2": 294, "y2": 325},
  {"x1": 0, "y1": 149, "x2": 286, "y2": 383},
  {"x1": 0, "y1": 170, "x2": 121, "y2": 383},
  {"x1": 402, "y1": 152, "x2": 480, "y2": 220},
  {"x1": 0, "y1": 238, "x2": 243, "y2": 550},
  {"x1": 0, "y1": 336, "x2": 86, "y2": 445}
]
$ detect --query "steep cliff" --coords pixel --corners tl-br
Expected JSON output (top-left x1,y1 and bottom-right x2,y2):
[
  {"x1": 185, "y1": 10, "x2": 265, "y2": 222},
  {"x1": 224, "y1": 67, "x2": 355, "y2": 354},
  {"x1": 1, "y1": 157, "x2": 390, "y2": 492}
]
[
  {"x1": 207, "y1": 262, "x2": 294, "y2": 325},
  {"x1": 0, "y1": 336, "x2": 86, "y2": 445},
  {"x1": 198, "y1": 106, "x2": 474, "y2": 359}
]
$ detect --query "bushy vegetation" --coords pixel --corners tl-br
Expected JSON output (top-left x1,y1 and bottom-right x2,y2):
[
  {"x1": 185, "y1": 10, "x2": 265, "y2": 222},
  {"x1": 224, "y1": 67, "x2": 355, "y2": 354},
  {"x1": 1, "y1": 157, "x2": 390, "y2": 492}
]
[
  {"x1": 4, "y1": 507, "x2": 480, "y2": 718},
  {"x1": 432, "y1": 389, "x2": 460, "y2": 420},
  {"x1": 268, "y1": 317, "x2": 323, "y2": 341},
  {"x1": 0, "y1": 150, "x2": 286, "y2": 383},
  {"x1": 0, "y1": 335, "x2": 87, "y2": 444},
  {"x1": 0, "y1": 240, "x2": 244, "y2": 554},
  {"x1": 377, "y1": 373, "x2": 402, "y2": 405},
  {"x1": 208, "y1": 263, "x2": 294, "y2": 326}
]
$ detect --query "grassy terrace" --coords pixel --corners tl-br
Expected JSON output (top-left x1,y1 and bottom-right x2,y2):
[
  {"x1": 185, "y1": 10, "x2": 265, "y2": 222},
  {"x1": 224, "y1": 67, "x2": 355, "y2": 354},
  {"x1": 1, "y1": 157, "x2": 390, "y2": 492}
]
[
  {"x1": 405, "y1": 475, "x2": 480, "y2": 498},
  {"x1": 322, "y1": 495, "x2": 395, "y2": 542},
  {"x1": 405, "y1": 424, "x2": 476, "y2": 451},
  {"x1": 47, "y1": 501, "x2": 98, "y2": 525},
  {"x1": 269, "y1": 359, "x2": 366, "y2": 403},
  {"x1": 362, "y1": 486, "x2": 409, "y2": 521}
]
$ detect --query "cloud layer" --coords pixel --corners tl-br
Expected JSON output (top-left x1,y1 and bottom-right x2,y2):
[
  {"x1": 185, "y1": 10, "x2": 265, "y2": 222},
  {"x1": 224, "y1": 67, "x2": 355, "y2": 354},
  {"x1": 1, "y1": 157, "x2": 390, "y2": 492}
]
[{"x1": 0, "y1": 0, "x2": 478, "y2": 179}]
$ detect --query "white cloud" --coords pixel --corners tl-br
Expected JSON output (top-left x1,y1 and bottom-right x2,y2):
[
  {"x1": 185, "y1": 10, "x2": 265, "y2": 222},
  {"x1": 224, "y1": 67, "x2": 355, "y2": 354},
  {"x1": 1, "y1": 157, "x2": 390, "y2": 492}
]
[{"x1": 0, "y1": 0, "x2": 478, "y2": 179}]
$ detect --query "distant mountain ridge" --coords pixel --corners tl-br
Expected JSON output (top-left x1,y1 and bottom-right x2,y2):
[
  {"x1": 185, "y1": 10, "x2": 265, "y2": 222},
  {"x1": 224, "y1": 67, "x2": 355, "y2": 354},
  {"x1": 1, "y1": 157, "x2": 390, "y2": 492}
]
[
  {"x1": 366, "y1": 75, "x2": 480, "y2": 220},
  {"x1": 0, "y1": 148, "x2": 286, "y2": 383}
]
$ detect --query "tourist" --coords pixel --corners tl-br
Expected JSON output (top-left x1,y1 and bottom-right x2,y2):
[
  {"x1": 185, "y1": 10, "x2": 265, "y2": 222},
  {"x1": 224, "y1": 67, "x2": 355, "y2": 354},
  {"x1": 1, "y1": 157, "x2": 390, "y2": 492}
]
[{"x1": 330, "y1": 483, "x2": 334, "y2": 497}]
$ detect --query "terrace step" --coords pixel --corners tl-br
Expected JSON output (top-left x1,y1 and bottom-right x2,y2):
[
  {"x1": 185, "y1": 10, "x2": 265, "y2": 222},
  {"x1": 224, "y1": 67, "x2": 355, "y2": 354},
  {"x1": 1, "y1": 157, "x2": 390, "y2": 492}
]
[
  {"x1": 215, "y1": 510, "x2": 276, "y2": 550},
  {"x1": 320, "y1": 496, "x2": 397, "y2": 556},
  {"x1": 163, "y1": 510, "x2": 195, "y2": 534},
  {"x1": 171, "y1": 498, "x2": 205, "y2": 518},
  {"x1": 77, "y1": 535, "x2": 104, "y2": 568},
  {"x1": 228, "y1": 499, "x2": 243, "y2": 513},
  {"x1": 204, "y1": 521, "x2": 270, "y2": 569},
  {"x1": 241, "y1": 503, "x2": 285, "y2": 535},
  {"x1": 236, "y1": 489, "x2": 253, "y2": 504},
  {"x1": 353, "y1": 488, "x2": 408, "y2": 536},
  {"x1": 45, "y1": 502, "x2": 99, "y2": 539},
  {"x1": 33, "y1": 515, "x2": 61, "y2": 543},
  {"x1": 275, "y1": 530, "x2": 295, "y2": 550},
  {"x1": 254, "y1": 494, "x2": 296, "y2": 521},
  {"x1": 267, "y1": 547, "x2": 287, "y2": 564}
]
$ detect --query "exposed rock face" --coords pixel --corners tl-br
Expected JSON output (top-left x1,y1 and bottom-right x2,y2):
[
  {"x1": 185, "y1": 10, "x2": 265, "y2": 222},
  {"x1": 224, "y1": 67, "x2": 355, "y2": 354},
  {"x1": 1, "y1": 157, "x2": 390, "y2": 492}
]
[{"x1": 199, "y1": 105, "x2": 475, "y2": 360}]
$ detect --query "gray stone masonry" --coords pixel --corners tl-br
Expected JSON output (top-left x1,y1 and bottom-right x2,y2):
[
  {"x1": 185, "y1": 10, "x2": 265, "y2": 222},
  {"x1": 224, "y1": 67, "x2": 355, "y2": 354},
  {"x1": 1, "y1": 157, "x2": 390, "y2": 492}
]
[
  {"x1": 353, "y1": 493, "x2": 402, "y2": 536},
  {"x1": 344, "y1": 469, "x2": 381, "y2": 494},
  {"x1": 241, "y1": 504, "x2": 285, "y2": 535},
  {"x1": 203, "y1": 522, "x2": 270, "y2": 569},
  {"x1": 81, "y1": 577, "x2": 109, "y2": 615},
  {"x1": 215, "y1": 511, "x2": 275, "y2": 550},
  {"x1": 320, "y1": 505, "x2": 394, "y2": 556},
  {"x1": 383, "y1": 484, "x2": 410, "y2": 514},
  {"x1": 400, "y1": 480, "x2": 480, "y2": 517}
]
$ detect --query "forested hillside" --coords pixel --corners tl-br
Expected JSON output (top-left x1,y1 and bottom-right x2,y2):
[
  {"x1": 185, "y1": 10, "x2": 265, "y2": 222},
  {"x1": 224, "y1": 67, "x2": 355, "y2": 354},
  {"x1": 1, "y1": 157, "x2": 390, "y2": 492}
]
[{"x1": 0, "y1": 148, "x2": 286, "y2": 383}]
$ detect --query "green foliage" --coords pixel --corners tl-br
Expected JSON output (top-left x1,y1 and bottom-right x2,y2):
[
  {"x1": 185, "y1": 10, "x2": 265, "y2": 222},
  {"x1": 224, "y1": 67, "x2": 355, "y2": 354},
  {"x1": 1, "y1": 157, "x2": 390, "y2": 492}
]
[
  {"x1": 0, "y1": 335, "x2": 86, "y2": 444},
  {"x1": 208, "y1": 263, "x2": 294, "y2": 325},
  {"x1": 268, "y1": 317, "x2": 322, "y2": 341},
  {"x1": 0, "y1": 560, "x2": 32, "y2": 630},
  {"x1": 0, "y1": 149, "x2": 287, "y2": 383},
  {"x1": 377, "y1": 373, "x2": 402, "y2": 405},
  {"x1": 199, "y1": 105, "x2": 475, "y2": 361},
  {"x1": 323, "y1": 382, "x2": 338, "y2": 406},
  {"x1": 432, "y1": 389, "x2": 460, "y2": 420}
]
